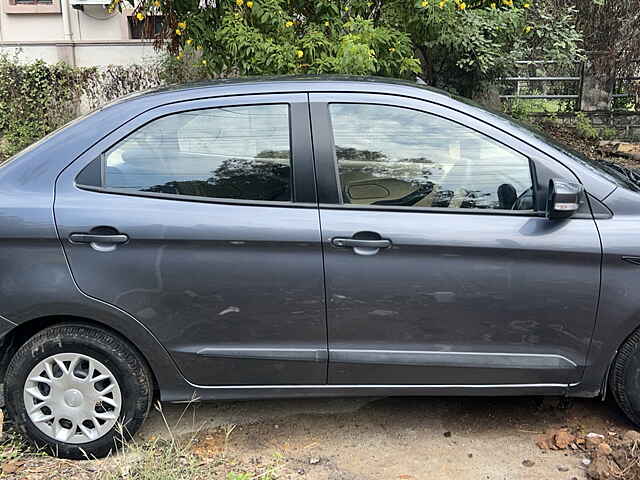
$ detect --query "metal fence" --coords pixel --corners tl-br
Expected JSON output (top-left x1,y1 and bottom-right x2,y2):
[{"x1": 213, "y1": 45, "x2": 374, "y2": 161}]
[{"x1": 498, "y1": 59, "x2": 640, "y2": 111}]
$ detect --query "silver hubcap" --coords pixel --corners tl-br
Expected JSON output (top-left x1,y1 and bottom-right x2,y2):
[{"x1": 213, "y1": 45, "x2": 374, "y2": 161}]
[{"x1": 23, "y1": 353, "x2": 122, "y2": 444}]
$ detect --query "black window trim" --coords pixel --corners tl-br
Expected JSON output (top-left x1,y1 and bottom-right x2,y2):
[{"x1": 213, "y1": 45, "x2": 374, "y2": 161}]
[
  {"x1": 310, "y1": 93, "x2": 548, "y2": 218},
  {"x1": 74, "y1": 94, "x2": 317, "y2": 207}
]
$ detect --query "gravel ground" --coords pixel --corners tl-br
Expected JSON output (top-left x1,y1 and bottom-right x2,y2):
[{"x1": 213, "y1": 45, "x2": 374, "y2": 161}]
[{"x1": 138, "y1": 395, "x2": 632, "y2": 480}]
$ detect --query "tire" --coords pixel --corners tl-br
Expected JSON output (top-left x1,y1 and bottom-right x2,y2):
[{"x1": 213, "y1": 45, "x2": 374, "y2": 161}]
[
  {"x1": 4, "y1": 323, "x2": 153, "y2": 459},
  {"x1": 610, "y1": 329, "x2": 640, "y2": 427}
]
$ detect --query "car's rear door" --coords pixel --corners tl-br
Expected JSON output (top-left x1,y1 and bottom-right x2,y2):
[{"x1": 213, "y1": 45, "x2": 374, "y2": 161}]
[
  {"x1": 310, "y1": 92, "x2": 601, "y2": 389},
  {"x1": 54, "y1": 93, "x2": 328, "y2": 386}
]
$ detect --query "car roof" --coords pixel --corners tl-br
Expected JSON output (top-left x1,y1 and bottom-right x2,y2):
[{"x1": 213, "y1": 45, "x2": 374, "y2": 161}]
[{"x1": 109, "y1": 75, "x2": 452, "y2": 106}]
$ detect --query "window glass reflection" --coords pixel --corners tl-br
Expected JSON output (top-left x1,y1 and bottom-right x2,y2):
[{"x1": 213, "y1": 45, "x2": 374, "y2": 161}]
[
  {"x1": 329, "y1": 104, "x2": 534, "y2": 210},
  {"x1": 103, "y1": 104, "x2": 291, "y2": 202}
]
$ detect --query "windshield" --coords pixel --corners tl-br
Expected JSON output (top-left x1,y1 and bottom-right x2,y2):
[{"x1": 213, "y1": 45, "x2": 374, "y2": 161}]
[{"x1": 452, "y1": 95, "x2": 640, "y2": 193}]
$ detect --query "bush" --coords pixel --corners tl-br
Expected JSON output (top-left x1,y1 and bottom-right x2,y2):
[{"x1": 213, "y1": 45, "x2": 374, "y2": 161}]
[
  {"x1": 575, "y1": 112, "x2": 598, "y2": 140},
  {"x1": 0, "y1": 54, "x2": 171, "y2": 163},
  {"x1": 0, "y1": 53, "x2": 90, "y2": 160}
]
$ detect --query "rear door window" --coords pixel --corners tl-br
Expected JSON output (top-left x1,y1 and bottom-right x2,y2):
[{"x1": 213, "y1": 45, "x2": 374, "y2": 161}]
[{"x1": 101, "y1": 104, "x2": 291, "y2": 202}]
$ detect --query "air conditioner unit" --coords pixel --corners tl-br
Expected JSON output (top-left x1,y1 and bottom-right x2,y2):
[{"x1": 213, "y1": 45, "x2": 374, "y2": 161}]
[{"x1": 70, "y1": 0, "x2": 111, "y2": 7}]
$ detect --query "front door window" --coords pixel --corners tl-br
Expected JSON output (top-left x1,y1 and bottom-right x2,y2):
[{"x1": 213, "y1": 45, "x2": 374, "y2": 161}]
[{"x1": 329, "y1": 103, "x2": 534, "y2": 211}]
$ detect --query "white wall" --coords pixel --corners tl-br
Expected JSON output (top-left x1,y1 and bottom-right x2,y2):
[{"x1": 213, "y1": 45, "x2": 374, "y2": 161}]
[{"x1": 0, "y1": 3, "x2": 159, "y2": 66}]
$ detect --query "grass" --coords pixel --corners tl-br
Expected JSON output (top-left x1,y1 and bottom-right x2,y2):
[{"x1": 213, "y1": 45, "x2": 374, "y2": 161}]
[{"x1": 0, "y1": 402, "x2": 287, "y2": 480}]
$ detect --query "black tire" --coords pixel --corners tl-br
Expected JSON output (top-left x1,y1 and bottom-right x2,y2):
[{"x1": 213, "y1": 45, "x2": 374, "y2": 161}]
[
  {"x1": 610, "y1": 329, "x2": 640, "y2": 427},
  {"x1": 4, "y1": 323, "x2": 153, "y2": 459}
]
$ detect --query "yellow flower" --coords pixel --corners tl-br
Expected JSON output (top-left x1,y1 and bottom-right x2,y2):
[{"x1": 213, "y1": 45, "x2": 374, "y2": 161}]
[
  {"x1": 389, "y1": 47, "x2": 396, "y2": 52},
  {"x1": 458, "y1": 1, "x2": 465, "y2": 9},
  {"x1": 502, "y1": 0, "x2": 513, "y2": 5},
  {"x1": 202, "y1": 59, "x2": 207, "y2": 65},
  {"x1": 490, "y1": 2, "x2": 496, "y2": 7},
  {"x1": 175, "y1": 28, "x2": 182, "y2": 35},
  {"x1": 186, "y1": 38, "x2": 193, "y2": 45},
  {"x1": 524, "y1": 25, "x2": 532, "y2": 33},
  {"x1": 438, "y1": 0, "x2": 445, "y2": 7},
  {"x1": 176, "y1": 51, "x2": 184, "y2": 60},
  {"x1": 345, "y1": 6, "x2": 350, "y2": 11},
  {"x1": 324, "y1": 21, "x2": 330, "y2": 26},
  {"x1": 135, "y1": 11, "x2": 144, "y2": 20},
  {"x1": 420, "y1": 0, "x2": 428, "y2": 6},
  {"x1": 523, "y1": 2, "x2": 530, "y2": 7},
  {"x1": 295, "y1": 49, "x2": 304, "y2": 58},
  {"x1": 246, "y1": 0, "x2": 253, "y2": 7},
  {"x1": 177, "y1": 21, "x2": 186, "y2": 29},
  {"x1": 153, "y1": 0, "x2": 160, "y2": 6},
  {"x1": 196, "y1": 45, "x2": 202, "y2": 50},
  {"x1": 285, "y1": 20, "x2": 294, "y2": 27},
  {"x1": 235, "y1": 0, "x2": 243, "y2": 5}
]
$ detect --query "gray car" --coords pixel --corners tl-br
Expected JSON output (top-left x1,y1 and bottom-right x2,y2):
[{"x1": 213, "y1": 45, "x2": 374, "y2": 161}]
[{"x1": 1, "y1": 76, "x2": 640, "y2": 459}]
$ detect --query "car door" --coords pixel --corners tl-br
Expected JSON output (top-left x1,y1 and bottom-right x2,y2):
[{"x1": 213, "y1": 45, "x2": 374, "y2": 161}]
[
  {"x1": 309, "y1": 92, "x2": 601, "y2": 388},
  {"x1": 54, "y1": 93, "x2": 328, "y2": 386}
]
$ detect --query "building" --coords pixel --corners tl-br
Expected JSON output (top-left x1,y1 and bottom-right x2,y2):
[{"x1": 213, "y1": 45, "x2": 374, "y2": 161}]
[{"x1": 0, "y1": 0, "x2": 159, "y2": 66}]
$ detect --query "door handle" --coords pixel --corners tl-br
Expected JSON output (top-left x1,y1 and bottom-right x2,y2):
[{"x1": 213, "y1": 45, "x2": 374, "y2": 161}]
[
  {"x1": 69, "y1": 233, "x2": 129, "y2": 245},
  {"x1": 331, "y1": 238, "x2": 391, "y2": 249}
]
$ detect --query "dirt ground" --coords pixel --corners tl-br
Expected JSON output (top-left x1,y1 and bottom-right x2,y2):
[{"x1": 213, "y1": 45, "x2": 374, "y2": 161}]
[{"x1": 133, "y1": 395, "x2": 632, "y2": 480}]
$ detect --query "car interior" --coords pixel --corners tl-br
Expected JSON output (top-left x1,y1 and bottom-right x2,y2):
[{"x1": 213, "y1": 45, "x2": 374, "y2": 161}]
[{"x1": 336, "y1": 157, "x2": 535, "y2": 210}]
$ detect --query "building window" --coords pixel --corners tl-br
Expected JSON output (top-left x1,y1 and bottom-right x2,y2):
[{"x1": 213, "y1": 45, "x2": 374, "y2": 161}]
[
  {"x1": 128, "y1": 15, "x2": 164, "y2": 40},
  {"x1": 4, "y1": 0, "x2": 59, "y2": 13}
]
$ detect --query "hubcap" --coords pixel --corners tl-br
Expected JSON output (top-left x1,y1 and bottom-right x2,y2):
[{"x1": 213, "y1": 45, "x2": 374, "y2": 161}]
[{"x1": 23, "y1": 353, "x2": 122, "y2": 444}]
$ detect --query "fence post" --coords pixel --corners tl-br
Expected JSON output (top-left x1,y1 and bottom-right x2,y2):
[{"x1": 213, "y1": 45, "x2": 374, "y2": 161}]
[{"x1": 580, "y1": 58, "x2": 614, "y2": 111}]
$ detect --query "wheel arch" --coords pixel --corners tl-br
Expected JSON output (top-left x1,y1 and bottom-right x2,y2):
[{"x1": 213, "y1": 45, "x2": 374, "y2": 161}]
[{"x1": 0, "y1": 314, "x2": 185, "y2": 402}]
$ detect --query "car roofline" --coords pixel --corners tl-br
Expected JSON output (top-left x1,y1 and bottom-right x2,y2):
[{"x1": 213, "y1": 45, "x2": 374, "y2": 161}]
[{"x1": 107, "y1": 75, "x2": 452, "y2": 107}]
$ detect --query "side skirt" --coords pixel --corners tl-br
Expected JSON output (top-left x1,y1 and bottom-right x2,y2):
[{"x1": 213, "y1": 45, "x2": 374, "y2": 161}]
[{"x1": 165, "y1": 383, "x2": 579, "y2": 403}]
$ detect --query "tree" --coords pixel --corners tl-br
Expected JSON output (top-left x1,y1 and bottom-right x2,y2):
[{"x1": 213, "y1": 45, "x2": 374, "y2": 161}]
[
  {"x1": 126, "y1": 0, "x2": 421, "y2": 78},
  {"x1": 120, "y1": 0, "x2": 584, "y2": 98},
  {"x1": 571, "y1": 0, "x2": 639, "y2": 108},
  {"x1": 384, "y1": 0, "x2": 582, "y2": 96}
]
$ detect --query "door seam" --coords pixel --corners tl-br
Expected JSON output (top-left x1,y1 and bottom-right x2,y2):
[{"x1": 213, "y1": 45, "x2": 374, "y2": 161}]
[{"x1": 307, "y1": 93, "x2": 330, "y2": 385}]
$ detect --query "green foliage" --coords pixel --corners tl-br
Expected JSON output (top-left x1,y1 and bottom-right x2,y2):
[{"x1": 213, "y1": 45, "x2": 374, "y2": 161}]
[
  {"x1": 0, "y1": 53, "x2": 91, "y2": 160},
  {"x1": 119, "y1": 0, "x2": 581, "y2": 94},
  {"x1": 0, "y1": 55, "x2": 167, "y2": 162},
  {"x1": 575, "y1": 112, "x2": 598, "y2": 140},
  {"x1": 125, "y1": 0, "x2": 420, "y2": 79},
  {"x1": 383, "y1": 0, "x2": 583, "y2": 96},
  {"x1": 600, "y1": 127, "x2": 617, "y2": 140},
  {"x1": 506, "y1": 98, "x2": 573, "y2": 119}
]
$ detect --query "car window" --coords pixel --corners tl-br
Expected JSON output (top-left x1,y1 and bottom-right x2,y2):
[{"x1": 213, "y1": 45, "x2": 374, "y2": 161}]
[
  {"x1": 101, "y1": 104, "x2": 292, "y2": 202},
  {"x1": 328, "y1": 103, "x2": 534, "y2": 211}
]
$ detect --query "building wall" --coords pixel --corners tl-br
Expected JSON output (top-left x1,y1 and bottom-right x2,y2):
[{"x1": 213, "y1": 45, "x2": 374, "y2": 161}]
[{"x1": 0, "y1": 2, "x2": 160, "y2": 66}]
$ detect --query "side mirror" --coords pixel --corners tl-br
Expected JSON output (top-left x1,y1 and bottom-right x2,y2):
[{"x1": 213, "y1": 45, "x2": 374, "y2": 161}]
[{"x1": 546, "y1": 178, "x2": 584, "y2": 219}]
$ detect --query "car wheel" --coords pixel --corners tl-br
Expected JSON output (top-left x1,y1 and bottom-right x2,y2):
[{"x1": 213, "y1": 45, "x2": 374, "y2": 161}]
[
  {"x1": 4, "y1": 324, "x2": 153, "y2": 459},
  {"x1": 610, "y1": 329, "x2": 640, "y2": 427}
]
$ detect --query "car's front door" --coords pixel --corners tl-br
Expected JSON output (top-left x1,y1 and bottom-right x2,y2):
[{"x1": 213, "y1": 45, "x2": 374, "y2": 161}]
[
  {"x1": 54, "y1": 94, "x2": 328, "y2": 386},
  {"x1": 310, "y1": 93, "x2": 601, "y2": 388}
]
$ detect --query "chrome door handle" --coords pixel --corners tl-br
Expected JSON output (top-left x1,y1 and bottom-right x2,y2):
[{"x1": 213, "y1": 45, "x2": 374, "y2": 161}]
[
  {"x1": 331, "y1": 238, "x2": 391, "y2": 249},
  {"x1": 69, "y1": 233, "x2": 129, "y2": 245}
]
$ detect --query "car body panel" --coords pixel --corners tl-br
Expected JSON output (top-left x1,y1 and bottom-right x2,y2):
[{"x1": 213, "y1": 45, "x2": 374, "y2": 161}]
[
  {"x1": 576, "y1": 186, "x2": 640, "y2": 397},
  {"x1": 0, "y1": 76, "x2": 634, "y2": 402},
  {"x1": 53, "y1": 94, "x2": 328, "y2": 386},
  {"x1": 308, "y1": 92, "x2": 601, "y2": 387}
]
